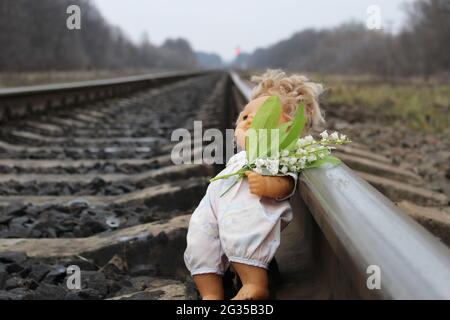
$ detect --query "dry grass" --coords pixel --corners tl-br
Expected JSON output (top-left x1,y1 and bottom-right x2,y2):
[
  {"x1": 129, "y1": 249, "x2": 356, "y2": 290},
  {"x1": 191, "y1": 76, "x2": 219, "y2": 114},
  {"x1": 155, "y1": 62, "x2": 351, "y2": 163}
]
[{"x1": 309, "y1": 73, "x2": 450, "y2": 133}]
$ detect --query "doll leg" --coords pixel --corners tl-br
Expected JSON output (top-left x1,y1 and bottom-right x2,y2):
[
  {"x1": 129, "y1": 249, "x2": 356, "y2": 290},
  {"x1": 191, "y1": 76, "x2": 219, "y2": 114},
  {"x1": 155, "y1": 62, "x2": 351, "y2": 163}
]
[
  {"x1": 185, "y1": 223, "x2": 227, "y2": 299},
  {"x1": 219, "y1": 197, "x2": 292, "y2": 300},
  {"x1": 193, "y1": 274, "x2": 224, "y2": 300},
  {"x1": 230, "y1": 262, "x2": 269, "y2": 300},
  {"x1": 184, "y1": 192, "x2": 228, "y2": 299}
]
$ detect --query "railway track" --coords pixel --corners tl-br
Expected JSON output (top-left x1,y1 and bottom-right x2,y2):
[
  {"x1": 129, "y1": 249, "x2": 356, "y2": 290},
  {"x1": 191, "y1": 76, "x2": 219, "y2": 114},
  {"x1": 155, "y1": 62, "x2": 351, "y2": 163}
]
[{"x1": 0, "y1": 71, "x2": 449, "y2": 300}]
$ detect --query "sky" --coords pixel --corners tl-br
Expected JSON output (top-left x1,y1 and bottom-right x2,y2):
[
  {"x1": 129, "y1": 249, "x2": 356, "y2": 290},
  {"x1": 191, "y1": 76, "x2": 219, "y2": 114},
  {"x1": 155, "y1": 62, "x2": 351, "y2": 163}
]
[{"x1": 93, "y1": 0, "x2": 412, "y2": 62}]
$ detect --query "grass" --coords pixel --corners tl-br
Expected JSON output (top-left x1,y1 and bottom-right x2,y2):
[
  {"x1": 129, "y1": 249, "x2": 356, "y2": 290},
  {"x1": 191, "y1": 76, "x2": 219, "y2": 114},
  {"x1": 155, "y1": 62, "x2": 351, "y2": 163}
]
[
  {"x1": 245, "y1": 70, "x2": 450, "y2": 133},
  {"x1": 310, "y1": 74, "x2": 450, "y2": 133}
]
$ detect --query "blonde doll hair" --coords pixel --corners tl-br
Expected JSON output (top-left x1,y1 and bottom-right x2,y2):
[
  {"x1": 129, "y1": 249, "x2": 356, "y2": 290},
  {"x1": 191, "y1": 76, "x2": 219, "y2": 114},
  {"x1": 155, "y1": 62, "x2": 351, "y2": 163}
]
[{"x1": 251, "y1": 69, "x2": 325, "y2": 132}]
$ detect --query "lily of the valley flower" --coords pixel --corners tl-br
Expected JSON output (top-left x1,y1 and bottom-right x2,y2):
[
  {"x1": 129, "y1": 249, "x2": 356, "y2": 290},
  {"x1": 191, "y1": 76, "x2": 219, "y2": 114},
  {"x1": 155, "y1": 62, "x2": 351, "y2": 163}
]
[
  {"x1": 255, "y1": 158, "x2": 266, "y2": 167},
  {"x1": 296, "y1": 138, "x2": 306, "y2": 147},
  {"x1": 268, "y1": 158, "x2": 279, "y2": 175},
  {"x1": 210, "y1": 130, "x2": 351, "y2": 196},
  {"x1": 297, "y1": 135, "x2": 315, "y2": 148},
  {"x1": 330, "y1": 132, "x2": 339, "y2": 141}
]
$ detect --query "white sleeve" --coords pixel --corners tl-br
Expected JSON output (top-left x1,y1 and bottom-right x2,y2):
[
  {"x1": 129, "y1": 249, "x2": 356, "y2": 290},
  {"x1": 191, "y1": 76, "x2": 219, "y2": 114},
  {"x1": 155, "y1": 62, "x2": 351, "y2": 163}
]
[{"x1": 275, "y1": 172, "x2": 298, "y2": 201}]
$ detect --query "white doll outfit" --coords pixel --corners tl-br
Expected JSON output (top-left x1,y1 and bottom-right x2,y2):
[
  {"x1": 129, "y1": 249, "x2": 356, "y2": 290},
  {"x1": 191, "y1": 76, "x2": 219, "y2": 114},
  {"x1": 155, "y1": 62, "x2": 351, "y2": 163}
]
[{"x1": 184, "y1": 151, "x2": 297, "y2": 275}]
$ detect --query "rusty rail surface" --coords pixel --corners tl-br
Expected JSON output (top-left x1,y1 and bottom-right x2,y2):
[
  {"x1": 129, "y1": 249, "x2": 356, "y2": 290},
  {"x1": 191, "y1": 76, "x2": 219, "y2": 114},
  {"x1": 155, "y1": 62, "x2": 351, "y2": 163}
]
[
  {"x1": 229, "y1": 71, "x2": 450, "y2": 300},
  {"x1": 0, "y1": 70, "x2": 214, "y2": 123}
]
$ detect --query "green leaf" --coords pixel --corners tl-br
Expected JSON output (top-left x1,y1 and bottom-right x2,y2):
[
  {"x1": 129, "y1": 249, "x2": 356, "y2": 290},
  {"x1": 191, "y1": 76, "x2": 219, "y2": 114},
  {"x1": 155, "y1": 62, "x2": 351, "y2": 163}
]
[
  {"x1": 306, "y1": 156, "x2": 341, "y2": 169},
  {"x1": 246, "y1": 96, "x2": 283, "y2": 162},
  {"x1": 277, "y1": 121, "x2": 292, "y2": 133},
  {"x1": 279, "y1": 102, "x2": 306, "y2": 151},
  {"x1": 246, "y1": 132, "x2": 258, "y2": 163},
  {"x1": 250, "y1": 96, "x2": 282, "y2": 130},
  {"x1": 253, "y1": 127, "x2": 280, "y2": 159}
]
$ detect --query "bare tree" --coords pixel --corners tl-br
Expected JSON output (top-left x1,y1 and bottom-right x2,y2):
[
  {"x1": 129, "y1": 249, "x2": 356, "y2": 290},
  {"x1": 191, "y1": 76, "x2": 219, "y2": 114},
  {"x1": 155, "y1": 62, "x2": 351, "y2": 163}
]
[
  {"x1": 0, "y1": 0, "x2": 199, "y2": 72},
  {"x1": 244, "y1": 0, "x2": 450, "y2": 78}
]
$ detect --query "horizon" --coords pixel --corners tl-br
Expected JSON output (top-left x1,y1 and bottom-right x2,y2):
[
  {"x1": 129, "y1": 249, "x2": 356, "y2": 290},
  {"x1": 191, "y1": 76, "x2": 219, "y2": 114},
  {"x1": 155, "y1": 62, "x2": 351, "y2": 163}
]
[{"x1": 93, "y1": 0, "x2": 411, "y2": 62}]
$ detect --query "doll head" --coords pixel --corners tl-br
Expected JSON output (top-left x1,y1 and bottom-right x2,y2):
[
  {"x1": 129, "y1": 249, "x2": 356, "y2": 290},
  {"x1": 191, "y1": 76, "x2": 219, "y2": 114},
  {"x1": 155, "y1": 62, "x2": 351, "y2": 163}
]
[
  {"x1": 251, "y1": 69, "x2": 324, "y2": 132},
  {"x1": 234, "y1": 96, "x2": 290, "y2": 149},
  {"x1": 234, "y1": 69, "x2": 325, "y2": 150}
]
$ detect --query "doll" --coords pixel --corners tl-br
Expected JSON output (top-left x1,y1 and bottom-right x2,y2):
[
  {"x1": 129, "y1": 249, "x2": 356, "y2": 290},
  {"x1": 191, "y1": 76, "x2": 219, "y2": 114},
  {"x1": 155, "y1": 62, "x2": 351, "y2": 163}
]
[{"x1": 184, "y1": 69, "x2": 324, "y2": 300}]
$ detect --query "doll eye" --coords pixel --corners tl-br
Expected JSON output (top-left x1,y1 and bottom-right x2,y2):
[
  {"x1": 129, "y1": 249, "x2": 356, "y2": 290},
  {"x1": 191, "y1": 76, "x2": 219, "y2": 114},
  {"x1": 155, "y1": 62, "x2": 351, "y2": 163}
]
[{"x1": 242, "y1": 115, "x2": 248, "y2": 121}]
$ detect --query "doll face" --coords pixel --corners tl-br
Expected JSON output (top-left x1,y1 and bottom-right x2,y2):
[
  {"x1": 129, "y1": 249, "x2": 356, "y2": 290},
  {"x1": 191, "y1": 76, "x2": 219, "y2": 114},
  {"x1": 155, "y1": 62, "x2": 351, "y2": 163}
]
[{"x1": 235, "y1": 96, "x2": 289, "y2": 149}]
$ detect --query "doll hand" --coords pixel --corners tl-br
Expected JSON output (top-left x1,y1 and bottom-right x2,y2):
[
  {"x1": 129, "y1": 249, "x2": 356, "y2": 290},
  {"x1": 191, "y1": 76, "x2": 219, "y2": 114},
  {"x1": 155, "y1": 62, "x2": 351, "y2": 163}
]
[
  {"x1": 245, "y1": 171, "x2": 269, "y2": 197},
  {"x1": 245, "y1": 171, "x2": 295, "y2": 199}
]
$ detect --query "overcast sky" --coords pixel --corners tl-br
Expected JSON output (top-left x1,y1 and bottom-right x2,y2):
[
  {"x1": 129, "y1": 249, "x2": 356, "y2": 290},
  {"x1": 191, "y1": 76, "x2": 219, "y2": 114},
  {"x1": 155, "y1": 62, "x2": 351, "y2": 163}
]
[{"x1": 94, "y1": 0, "x2": 412, "y2": 62}]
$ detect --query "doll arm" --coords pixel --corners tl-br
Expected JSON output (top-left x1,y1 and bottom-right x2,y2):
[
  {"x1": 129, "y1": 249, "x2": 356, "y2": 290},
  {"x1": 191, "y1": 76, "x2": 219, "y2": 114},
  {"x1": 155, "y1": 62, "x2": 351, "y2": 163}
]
[{"x1": 245, "y1": 171, "x2": 297, "y2": 200}]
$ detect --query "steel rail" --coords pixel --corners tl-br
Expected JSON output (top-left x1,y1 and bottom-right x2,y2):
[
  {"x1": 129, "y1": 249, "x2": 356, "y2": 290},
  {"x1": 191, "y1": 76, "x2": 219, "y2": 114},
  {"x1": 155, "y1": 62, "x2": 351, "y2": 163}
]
[
  {"x1": 229, "y1": 71, "x2": 450, "y2": 300},
  {"x1": 0, "y1": 70, "x2": 215, "y2": 122}
]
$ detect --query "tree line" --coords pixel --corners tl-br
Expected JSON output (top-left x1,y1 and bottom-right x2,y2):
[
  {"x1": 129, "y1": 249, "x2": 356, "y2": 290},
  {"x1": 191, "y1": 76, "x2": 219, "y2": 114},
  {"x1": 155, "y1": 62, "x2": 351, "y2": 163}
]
[
  {"x1": 242, "y1": 0, "x2": 450, "y2": 79},
  {"x1": 0, "y1": 0, "x2": 199, "y2": 71}
]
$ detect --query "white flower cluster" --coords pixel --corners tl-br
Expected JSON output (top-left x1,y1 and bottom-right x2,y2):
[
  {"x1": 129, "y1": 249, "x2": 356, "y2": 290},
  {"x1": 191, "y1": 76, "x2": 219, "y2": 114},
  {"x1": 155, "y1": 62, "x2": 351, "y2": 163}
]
[
  {"x1": 254, "y1": 157, "x2": 280, "y2": 175},
  {"x1": 319, "y1": 130, "x2": 347, "y2": 142},
  {"x1": 253, "y1": 130, "x2": 350, "y2": 176}
]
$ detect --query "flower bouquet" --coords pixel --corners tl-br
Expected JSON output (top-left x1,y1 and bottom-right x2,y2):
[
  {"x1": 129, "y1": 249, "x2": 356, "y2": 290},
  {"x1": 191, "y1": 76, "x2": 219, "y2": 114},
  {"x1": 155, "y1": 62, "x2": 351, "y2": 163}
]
[{"x1": 210, "y1": 96, "x2": 351, "y2": 196}]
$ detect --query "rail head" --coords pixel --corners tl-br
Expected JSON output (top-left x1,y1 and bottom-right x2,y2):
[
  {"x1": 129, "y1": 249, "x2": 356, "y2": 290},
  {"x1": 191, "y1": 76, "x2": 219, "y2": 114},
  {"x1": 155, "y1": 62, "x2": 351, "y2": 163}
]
[
  {"x1": 230, "y1": 72, "x2": 253, "y2": 101},
  {"x1": 0, "y1": 70, "x2": 214, "y2": 98},
  {"x1": 301, "y1": 163, "x2": 450, "y2": 299},
  {"x1": 229, "y1": 71, "x2": 450, "y2": 300},
  {"x1": 0, "y1": 70, "x2": 221, "y2": 123}
]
